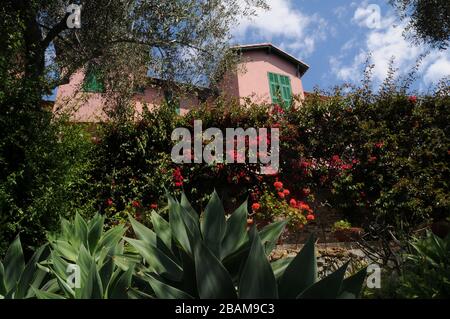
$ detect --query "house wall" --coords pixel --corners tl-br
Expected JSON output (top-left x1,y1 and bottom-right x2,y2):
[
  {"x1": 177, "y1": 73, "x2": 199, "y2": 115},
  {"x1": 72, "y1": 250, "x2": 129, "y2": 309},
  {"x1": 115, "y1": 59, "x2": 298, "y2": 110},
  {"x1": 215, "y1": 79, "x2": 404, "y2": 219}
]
[
  {"x1": 221, "y1": 50, "x2": 305, "y2": 105},
  {"x1": 55, "y1": 71, "x2": 199, "y2": 122},
  {"x1": 55, "y1": 49, "x2": 306, "y2": 122}
]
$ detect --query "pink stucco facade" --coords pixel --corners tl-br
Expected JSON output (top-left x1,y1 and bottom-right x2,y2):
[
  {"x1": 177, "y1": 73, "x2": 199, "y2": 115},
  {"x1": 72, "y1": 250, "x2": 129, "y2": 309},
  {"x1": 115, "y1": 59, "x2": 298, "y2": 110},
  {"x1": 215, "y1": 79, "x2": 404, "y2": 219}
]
[
  {"x1": 221, "y1": 50, "x2": 305, "y2": 104},
  {"x1": 55, "y1": 43, "x2": 308, "y2": 122}
]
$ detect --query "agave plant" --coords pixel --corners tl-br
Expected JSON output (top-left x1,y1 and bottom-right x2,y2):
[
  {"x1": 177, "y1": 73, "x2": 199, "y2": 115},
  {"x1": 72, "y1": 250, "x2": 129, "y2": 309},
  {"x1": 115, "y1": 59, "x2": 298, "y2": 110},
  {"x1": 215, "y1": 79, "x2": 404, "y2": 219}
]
[
  {"x1": 35, "y1": 213, "x2": 137, "y2": 299},
  {"x1": 0, "y1": 237, "x2": 51, "y2": 299},
  {"x1": 126, "y1": 191, "x2": 367, "y2": 299}
]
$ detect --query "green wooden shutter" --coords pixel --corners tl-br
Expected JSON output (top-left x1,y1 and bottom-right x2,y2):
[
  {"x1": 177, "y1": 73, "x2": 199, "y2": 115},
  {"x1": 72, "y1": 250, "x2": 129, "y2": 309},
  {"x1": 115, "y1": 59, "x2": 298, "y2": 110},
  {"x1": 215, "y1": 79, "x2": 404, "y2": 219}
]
[
  {"x1": 83, "y1": 68, "x2": 104, "y2": 93},
  {"x1": 268, "y1": 72, "x2": 292, "y2": 108},
  {"x1": 280, "y1": 75, "x2": 292, "y2": 107},
  {"x1": 268, "y1": 72, "x2": 281, "y2": 104}
]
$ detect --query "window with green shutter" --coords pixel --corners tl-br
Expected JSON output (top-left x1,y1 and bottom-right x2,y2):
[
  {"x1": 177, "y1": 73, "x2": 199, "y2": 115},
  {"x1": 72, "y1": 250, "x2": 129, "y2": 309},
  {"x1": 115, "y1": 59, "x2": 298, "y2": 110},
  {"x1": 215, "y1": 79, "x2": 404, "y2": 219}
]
[
  {"x1": 268, "y1": 72, "x2": 292, "y2": 107},
  {"x1": 83, "y1": 67, "x2": 105, "y2": 93}
]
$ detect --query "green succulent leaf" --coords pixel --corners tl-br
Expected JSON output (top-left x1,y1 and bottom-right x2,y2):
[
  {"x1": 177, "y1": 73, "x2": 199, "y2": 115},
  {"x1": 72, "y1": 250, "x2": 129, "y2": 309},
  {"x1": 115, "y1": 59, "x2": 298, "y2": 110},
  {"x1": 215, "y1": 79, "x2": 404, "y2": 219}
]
[
  {"x1": 278, "y1": 234, "x2": 317, "y2": 298},
  {"x1": 181, "y1": 192, "x2": 199, "y2": 221},
  {"x1": 239, "y1": 226, "x2": 278, "y2": 299},
  {"x1": 297, "y1": 261, "x2": 349, "y2": 299},
  {"x1": 194, "y1": 240, "x2": 237, "y2": 299},
  {"x1": 3, "y1": 236, "x2": 25, "y2": 293},
  {"x1": 124, "y1": 238, "x2": 182, "y2": 282},
  {"x1": 108, "y1": 266, "x2": 134, "y2": 299},
  {"x1": 221, "y1": 200, "x2": 249, "y2": 260},
  {"x1": 88, "y1": 214, "x2": 105, "y2": 252},
  {"x1": 145, "y1": 273, "x2": 193, "y2": 299},
  {"x1": 168, "y1": 195, "x2": 192, "y2": 255},
  {"x1": 150, "y1": 211, "x2": 172, "y2": 249},
  {"x1": 338, "y1": 267, "x2": 367, "y2": 299},
  {"x1": 32, "y1": 286, "x2": 65, "y2": 299},
  {"x1": 201, "y1": 190, "x2": 227, "y2": 258},
  {"x1": 129, "y1": 215, "x2": 157, "y2": 245},
  {"x1": 271, "y1": 257, "x2": 293, "y2": 280},
  {"x1": 15, "y1": 245, "x2": 48, "y2": 299},
  {"x1": 259, "y1": 220, "x2": 287, "y2": 255}
]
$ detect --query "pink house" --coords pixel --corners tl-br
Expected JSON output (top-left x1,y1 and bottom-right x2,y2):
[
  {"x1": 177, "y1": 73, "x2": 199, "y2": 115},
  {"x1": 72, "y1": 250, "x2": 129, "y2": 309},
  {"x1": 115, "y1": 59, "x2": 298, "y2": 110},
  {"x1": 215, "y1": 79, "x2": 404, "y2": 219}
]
[{"x1": 54, "y1": 43, "x2": 309, "y2": 122}]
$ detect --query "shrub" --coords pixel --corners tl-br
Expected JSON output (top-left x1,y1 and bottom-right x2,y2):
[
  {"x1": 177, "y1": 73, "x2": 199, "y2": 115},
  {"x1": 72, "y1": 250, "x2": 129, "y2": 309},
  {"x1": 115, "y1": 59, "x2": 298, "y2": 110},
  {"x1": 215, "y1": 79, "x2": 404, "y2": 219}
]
[
  {"x1": 397, "y1": 232, "x2": 450, "y2": 298},
  {"x1": 0, "y1": 115, "x2": 95, "y2": 255}
]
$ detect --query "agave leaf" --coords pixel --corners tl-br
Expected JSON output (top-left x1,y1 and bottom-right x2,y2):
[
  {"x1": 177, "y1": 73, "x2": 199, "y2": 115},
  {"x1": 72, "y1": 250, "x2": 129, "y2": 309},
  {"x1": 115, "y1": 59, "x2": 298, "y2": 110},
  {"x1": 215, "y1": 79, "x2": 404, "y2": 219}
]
[
  {"x1": 194, "y1": 240, "x2": 237, "y2": 299},
  {"x1": 201, "y1": 190, "x2": 227, "y2": 258},
  {"x1": 108, "y1": 266, "x2": 134, "y2": 299},
  {"x1": 297, "y1": 261, "x2": 349, "y2": 299},
  {"x1": 52, "y1": 240, "x2": 78, "y2": 262},
  {"x1": 3, "y1": 236, "x2": 25, "y2": 292},
  {"x1": 278, "y1": 234, "x2": 317, "y2": 298},
  {"x1": 124, "y1": 237, "x2": 183, "y2": 282},
  {"x1": 74, "y1": 213, "x2": 89, "y2": 249},
  {"x1": 150, "y1": 211, "x2": 172, "y2": 249},
  {"x1": 271, "y1": 257, "x2": 293, "y2": 280},
  {"x1": 89, "y1": 261, "x2": 104, "y2": 299},
  {"x1": 15, "y1": 245, "x2": 48, "y2": 299},
  {"x1": 259, "y1": 220, "x2": 287, "y2": 255},
  {"x1": 338, "y1": 267, "x2": 367, "y2": 299},
  {"x1": 239, "y1": 226, "x2": 278, "y2": 299},
  {"x1": 39, "y1": 278, "x2": 60, "y2": 293},
  {"x1": 31, "y1": 286, "x2": 65, "y2": 299},
  {"x1": 181, "y1": 192, "x2": 199, "y2": 221},
  {"x1": 221, "y1": 200, "x2": 249, "y2": 260},
  {"x1": 0, "y1": 262, "x2": 6, "y2": 295},
  {"x1": 76, "y1": 245, "x2": 94, "y2": 299},
  {"x1": 88, "y1": 214, "x2": 105, "y2": 252},
  {"x1": 96, "y1": 225, "x2": 126, "y2": 255},
  {"x1": 168, "y1": 195, "x2": 192, "y2": 255},
  {"x1": 145, "y1": 273, "x2": 193, "y2": 299},
  {"x1": 129, "y1": 215, "x2": 157, "y2": 245},
  {"x1": 179, "y1": 249, "x2": 198, "y2": 297}
]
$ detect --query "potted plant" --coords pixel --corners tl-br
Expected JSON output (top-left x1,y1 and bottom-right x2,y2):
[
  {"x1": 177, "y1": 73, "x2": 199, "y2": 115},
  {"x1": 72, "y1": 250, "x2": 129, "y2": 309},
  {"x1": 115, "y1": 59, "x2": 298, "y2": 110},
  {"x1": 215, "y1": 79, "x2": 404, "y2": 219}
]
[{"x1": 332, "y1": 220, "x2": 363, "y2": 242}]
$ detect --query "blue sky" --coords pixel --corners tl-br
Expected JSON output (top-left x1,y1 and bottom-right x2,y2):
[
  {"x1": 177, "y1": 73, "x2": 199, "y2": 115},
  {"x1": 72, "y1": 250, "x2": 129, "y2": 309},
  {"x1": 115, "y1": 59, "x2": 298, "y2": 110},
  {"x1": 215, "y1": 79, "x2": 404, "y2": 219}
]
[{"x1": 232, "y1": 0, "x2": 450, "y2": 93}]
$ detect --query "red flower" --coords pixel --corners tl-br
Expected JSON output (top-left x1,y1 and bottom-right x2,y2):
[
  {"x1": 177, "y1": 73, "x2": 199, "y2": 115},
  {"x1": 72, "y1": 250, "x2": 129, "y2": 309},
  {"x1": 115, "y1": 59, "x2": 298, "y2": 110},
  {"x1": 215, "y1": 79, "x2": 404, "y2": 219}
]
[
  {"x1": 374, "y1": 141, "x2": 384, "y2": 149},
  {"x1": 278, "y1": 192, "x2": 285, "y2": 199},
  {"x1": 105, "y1": 198, "x2": 113, "y2": 207},
  {"x1": 332, "y1": 155, "x2": 341, "y2": 163},
  {"x1": 302, "y1": 188, "x2": 311, "y2": 196},
  {"x1": 289, "y1": 199, "x2": 297, "y2": 207},
  {"x1": 251, "y1": 203, "x2": 261, "y2": 211},
  {"x1": 175, "y1": 181, "x2": 183, "y2": 187},
  {"x1": 341, "y1": 164, "x2": 353, "y2": 170},
  {"x1": 368, "y1": 156, "x2": 377, "y2": 163},
  {"x1": 306, "y1": 214, "x2": 315, "y2": 221},
  {"x1": 409, "y1": 96, "x2": 417, "y2": 104},
  {"x1": 274, "y1": 181, "x2": 283, "y2": 190},
  {"x1": 300, "y1": 160, "x2": 312, "y2": 168},
  {"x1": 150, "y1": 203, "x2": 158, "y2": 210},
  {"x1": 283, "y1": 189, "x2": 290, "y2": 196},
  {"x1": 132, "y1": 200, "x2": 141, "y2": 208},
  {"x1": 272, "y1": 104, "x2": 285, "y2": 115}
]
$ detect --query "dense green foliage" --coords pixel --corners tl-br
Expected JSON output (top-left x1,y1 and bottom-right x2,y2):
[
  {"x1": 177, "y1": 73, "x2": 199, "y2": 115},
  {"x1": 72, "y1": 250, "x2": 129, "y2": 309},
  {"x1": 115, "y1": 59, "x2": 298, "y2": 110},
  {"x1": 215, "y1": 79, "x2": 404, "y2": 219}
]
[
  {"x1": 88, "y1": 88, "x2": 450, "y2": 236},
  {"x1": 0, "y1": 192, "x2": 367, "y2": 299}
]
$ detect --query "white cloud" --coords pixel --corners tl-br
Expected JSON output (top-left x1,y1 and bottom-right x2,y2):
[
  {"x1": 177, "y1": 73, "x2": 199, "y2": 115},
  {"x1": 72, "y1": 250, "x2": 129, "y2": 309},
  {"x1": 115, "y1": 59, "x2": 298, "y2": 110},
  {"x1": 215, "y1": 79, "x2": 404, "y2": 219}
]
[
  {"x1": 424, "y1": 56, "x2": 450, "y2": 84},
  {"x1": 330, "y1": 2, "x2": 450, "y2": 88},
  {"x1": 233, "y1": 0, "x2": 328, "y2": 57}
]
